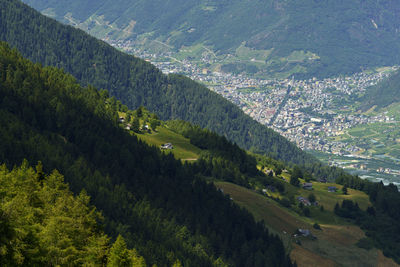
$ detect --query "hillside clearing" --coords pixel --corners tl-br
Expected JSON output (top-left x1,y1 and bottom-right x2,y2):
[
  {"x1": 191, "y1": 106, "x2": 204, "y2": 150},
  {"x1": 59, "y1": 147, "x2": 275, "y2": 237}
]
[
  {"x1": 215, "y1": 181, "x2": 396, "y2": 267},
  {"x1": 135, "y1": 126, "x2": 201, "y2": 160}
]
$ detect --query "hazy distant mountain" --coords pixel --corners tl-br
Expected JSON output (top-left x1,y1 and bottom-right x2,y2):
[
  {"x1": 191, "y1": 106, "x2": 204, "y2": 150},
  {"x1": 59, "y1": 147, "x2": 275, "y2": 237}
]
[{"x1": 23, "y1": 0, "x2": 400, "y2": 78}]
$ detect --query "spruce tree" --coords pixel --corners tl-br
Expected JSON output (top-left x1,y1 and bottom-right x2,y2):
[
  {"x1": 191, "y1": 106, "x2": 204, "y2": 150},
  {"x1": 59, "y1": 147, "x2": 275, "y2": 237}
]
[
  {"x1": 131, "y1": 117, "x2": 140, "y2": 133},
  {"x1": 342, "y1": 185, "x2": 348, "y2": 195},
  {"x1": 107, "y1": 235, "x2": 131, "y2": 267}
]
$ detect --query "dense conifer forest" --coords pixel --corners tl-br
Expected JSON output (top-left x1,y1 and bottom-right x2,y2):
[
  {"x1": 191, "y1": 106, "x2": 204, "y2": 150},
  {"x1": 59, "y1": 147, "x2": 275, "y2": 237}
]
[
  {"x1": 0, "y1": 42, "x2": 293, "y2": 266},
  {"x1": 0, "y1": 162, "x2": 146, "y2": 266},
  {"x1": 0, "y1": 0, "x2": 329, "y2": 179},
  {"x1": 2, "y1": 0, "x2": 400, "y2": 265}
]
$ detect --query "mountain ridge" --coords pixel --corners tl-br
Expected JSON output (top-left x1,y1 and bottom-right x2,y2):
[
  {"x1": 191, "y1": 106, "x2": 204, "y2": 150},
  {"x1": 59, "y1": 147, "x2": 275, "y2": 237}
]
[
  {"x1": 0, "y1": 0, "x2": 337, "y2": 181},
  {"x1": 23, "y1": 0, "x2": 400, "y2": 78}
]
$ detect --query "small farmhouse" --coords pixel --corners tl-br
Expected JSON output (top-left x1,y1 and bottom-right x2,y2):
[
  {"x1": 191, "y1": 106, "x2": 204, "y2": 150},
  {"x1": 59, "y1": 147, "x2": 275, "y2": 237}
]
[
  {"x1": 328, "y1": 186, "x2": 338, "y2": 192},
  {"x1": 298, "y1": 229, "x2": 310, "y2": 237},
  {"x1": 297, "y1": 196, "x2": 311, "y2": 206},
  {"x1": 161, "y1": 143, "x2": 173, "y2": 149},
  {"x1": 303, "y1": 182, "x2": 313, "y2": 190}
]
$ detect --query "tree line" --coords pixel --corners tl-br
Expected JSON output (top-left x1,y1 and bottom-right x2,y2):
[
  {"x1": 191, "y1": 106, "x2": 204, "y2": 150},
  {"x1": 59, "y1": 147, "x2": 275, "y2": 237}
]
[{"x1": 335, "y1": 174, "x2": 400, "y2": 263}]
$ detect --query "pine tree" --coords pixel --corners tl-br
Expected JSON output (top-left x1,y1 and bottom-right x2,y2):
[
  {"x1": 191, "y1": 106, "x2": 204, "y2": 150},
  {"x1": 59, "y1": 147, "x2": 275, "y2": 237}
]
[
  {"x1": 342, "y1": 185, "x2": 348, "y2": 195},
  {"x1": 290, "y1": 166, "x2": 302, "y2": 187},
  {"x1": 290, "y1": 176, "x2": 300, "y2": 187},
  {"x1": 131, "y1": 117, "x2": 140, "y2": 133},
  {"x1": 334, "y1": 203, "x2": 340, "y2": 215},
  {"x1": 107, "y1": 235, "x2": 131, "y2": 267},
  {"x1": 130, "y1": 249, "x2": 146, "y2": 267},
  {"x1": 126, "y1": 113, "x2": 132, "y2": 124},
  {"x1": 150, "y1": 119, "x2": 160, "y2": 131},
  {"x1": 308, "y1": 193, "x2": 316, "y2": 203},
  {"x1": 172, "y1": 259, "x2": 183, "y2": 267},
  {"x1": 303, "y1": 207, "x2": 310, "y2": 217},
  {"x1": 35, "y1": 161, "x2": 44, "y2": 182},
  {"x1": 136, "y1": 106, "x2": 143, "y2": 118}
]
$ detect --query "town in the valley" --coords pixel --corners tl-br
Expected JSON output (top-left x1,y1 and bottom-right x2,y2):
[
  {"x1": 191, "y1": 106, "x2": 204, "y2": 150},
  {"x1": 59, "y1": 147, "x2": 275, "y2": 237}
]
[{"x1": 109, "y1": 39, "x2": 400, "y2": 181}]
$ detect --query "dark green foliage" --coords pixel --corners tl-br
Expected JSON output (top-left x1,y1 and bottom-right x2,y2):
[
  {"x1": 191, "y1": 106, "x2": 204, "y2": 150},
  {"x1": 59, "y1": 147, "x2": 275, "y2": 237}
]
[
  {"x1": 131, "y1": 117, "x2": 140, "y2": 133},
  {"x1": 274, "y1": 167, "x2": 282, "y2": 176},
  {"x1": 149, "y1": 118, "x2": 160, "y2": 131},
  {"x1": 356, "y1": 238, "x2": 374, "y2": 250},
  {"x1": 303, "y1": 207, "x2": 310, "y2": 217},
  {"x1": 254, "y1": 154, "x2": 286, "y2": 176},
  {"x1": 342, "y1": 185, "x2": 348, "y2": 195},
  {"x1": 334, "y1": 204, "x2": 340, "y2": 217},
  {"x1": 125, "y1": 113, "x2": 131, "y2": 123},
  {"x1": 291, "y1": 166, "x2": 303, "y2": 180},
  {"x1": 290, "y1": 176, "x2": 299, "y2": 187},
  {"x1": 136, "y1": 106, "x2": 143, "y2": 118},
  {"x1": 366, "y1": 206, "x2": 376, "y2": 216},
  {"x1": 333, "y1": 176, "x2": 400, "y2": 264},
  {"x1": 0, "y1": 42, "x2": 293, "y2": 266},
  {"x1": 308, "y1": 193, "x2": 316, "y2": 204},
  {"x1": 290, "y1": 167, "x2": 302, "y2": 187},
  {"x1": 334, "y1": 200, "x2": 362, "y2": 219},
  {"x1": 313, "y1": 223, "x2": 321, "y2": 230},
  {"x1": 279, "y1": 198, "x2": 291, "y2": 208},
  {"x1": 361, "y1": 69, "x2": 400, "y2": 110},
  {"x1": 0, "y1": 0, "x2": 344, "y2": 183},
  {"x1": 167, "y1": 120, "x2": 261, "y2": 182}
]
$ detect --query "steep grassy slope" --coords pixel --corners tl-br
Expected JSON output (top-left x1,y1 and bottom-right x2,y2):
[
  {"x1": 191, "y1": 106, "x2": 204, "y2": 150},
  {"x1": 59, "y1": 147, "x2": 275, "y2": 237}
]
[
  {"x1": 24, "y1": 0, "x2": 400, "y2": 77},
  {"x1": 0, "y1": 0, "x2": 327, "y2": 176},
  {"x1": 135, "y1": 126, "x2": 202, "y2": 160},
  {"x1": 214, "y1": 181, "x2": 398, "y2": 267}
]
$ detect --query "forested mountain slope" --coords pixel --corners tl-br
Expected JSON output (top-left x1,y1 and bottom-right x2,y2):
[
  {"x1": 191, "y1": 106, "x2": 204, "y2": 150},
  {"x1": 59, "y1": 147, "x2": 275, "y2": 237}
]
[
  {"x1": 23, "y1": 0, "x2": 400, "y2": 78},
  {"x1": 361, "y1": 69, "x2": 400, "y2": 110},
  {"x1": 0, "y1": 42, "x2": 293, "y2": 266},
  {"x1": 0, "y1": 0, "x2": 333, "y2": 178}
]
